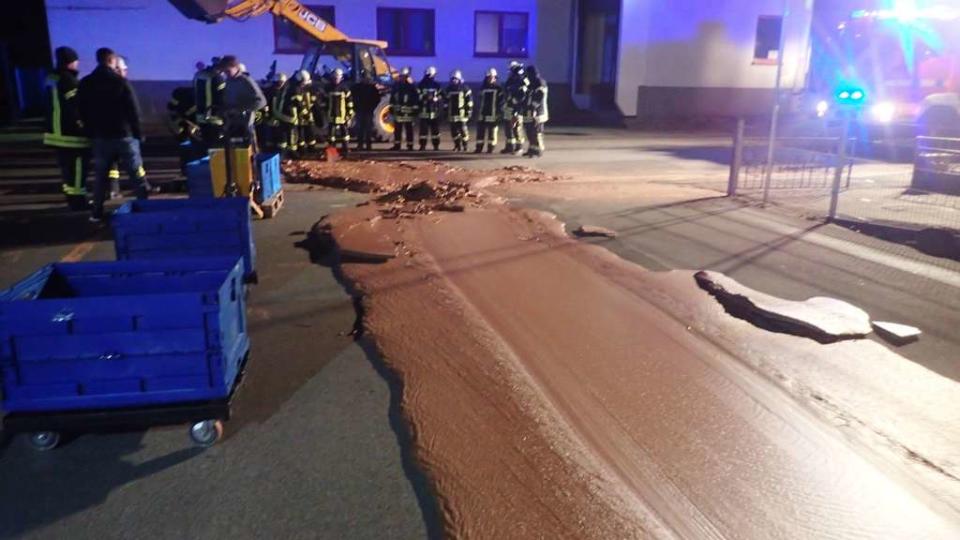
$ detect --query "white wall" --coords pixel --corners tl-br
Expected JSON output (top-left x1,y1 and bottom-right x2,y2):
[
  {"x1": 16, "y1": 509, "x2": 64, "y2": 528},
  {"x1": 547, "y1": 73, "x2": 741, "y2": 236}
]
[
  {"x1": 615, "y1": 0, "x2": 814, "y2": 116},
  {"x1": 46, "y1": 0, "x2": 568, "y2": 83}
]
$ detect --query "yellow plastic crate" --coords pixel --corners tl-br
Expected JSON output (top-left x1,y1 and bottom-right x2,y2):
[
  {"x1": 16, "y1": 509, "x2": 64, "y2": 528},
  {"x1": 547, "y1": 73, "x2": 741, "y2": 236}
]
[{"x1": 209, "y1": 146, "x2": 254, "y2": 197}]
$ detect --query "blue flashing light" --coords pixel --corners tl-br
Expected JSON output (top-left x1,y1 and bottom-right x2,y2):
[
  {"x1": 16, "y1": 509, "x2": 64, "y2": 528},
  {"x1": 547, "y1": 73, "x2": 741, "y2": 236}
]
[{"x1": 835, "y1": 87, "x2": 866, "y2": 106}]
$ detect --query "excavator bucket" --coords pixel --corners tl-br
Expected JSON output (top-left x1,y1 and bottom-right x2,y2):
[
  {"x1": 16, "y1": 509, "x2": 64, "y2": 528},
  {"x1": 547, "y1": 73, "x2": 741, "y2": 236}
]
[{"x1": 167, "y1": 0, "x2": 230, "y2": 22}]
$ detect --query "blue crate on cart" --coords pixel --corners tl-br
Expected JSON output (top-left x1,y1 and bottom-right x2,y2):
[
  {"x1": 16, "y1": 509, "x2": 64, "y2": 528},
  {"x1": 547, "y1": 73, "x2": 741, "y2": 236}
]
[
  {"x1": 0, "y1": 257, "x2": 249, "y2": 413},
  {"x1": 112, "y1": 197, "x2": 256, "y2": 281},
  {"x1": 256, "y1": 153, "x2": 282, "y2": 204},
  {"x1": 186, "y1": 156, "x2": 213, "y2": 198}
]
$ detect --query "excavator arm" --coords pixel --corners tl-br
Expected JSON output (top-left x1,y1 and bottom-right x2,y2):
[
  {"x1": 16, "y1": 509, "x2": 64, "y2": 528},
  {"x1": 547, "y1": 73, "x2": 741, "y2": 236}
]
[{"x1": 169, "y1": 0, "x2": 387, "y2": 48}]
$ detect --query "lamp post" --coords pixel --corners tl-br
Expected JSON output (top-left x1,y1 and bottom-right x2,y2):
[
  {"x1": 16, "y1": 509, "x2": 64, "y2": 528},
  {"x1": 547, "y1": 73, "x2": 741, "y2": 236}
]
[{"x1": 761, "y1": 0, "x2": 791, "y2": 206}]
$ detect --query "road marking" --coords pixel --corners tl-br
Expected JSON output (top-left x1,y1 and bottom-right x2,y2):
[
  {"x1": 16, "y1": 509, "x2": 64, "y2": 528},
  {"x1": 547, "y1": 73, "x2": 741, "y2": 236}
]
[
  {"x1": 60, "y1": 242, "x2": 94, "y2": 262},
  {"x1": 737, "y1": 209, "x2": 960, "y2": 289}
]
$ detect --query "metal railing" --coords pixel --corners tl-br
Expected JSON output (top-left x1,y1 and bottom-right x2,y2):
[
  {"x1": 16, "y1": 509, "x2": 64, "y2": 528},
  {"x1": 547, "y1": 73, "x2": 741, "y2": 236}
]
[{"x1": 913, "y1": 136, "x2": 960, "y2": 195}]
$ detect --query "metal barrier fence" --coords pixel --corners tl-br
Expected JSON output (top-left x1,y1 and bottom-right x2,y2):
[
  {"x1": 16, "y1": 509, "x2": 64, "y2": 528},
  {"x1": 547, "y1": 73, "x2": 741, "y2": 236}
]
[{"x1": 728, "y1": 124, "x2": 960, "y2": 236}]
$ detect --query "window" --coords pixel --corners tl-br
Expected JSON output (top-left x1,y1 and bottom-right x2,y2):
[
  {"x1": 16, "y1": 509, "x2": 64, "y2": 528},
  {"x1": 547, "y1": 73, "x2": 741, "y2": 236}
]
[
  {"x1": 377, "y1": 8, "x2": 435, "y2": 57},
  {"x1": 754, "y1": 16, "x2": 783, "y2": 64},
  {"x1": 274, "y1": 5, "x2": 335, "y2": 54},
  {"x1": 475, "y1": 11, "x2": 529, "y2": 57}
]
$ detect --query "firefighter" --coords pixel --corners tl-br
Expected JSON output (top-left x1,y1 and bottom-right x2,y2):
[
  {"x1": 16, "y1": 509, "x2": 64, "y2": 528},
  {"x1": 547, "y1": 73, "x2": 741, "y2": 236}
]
[
  {"x1": 257, "y1": 72, "x2": 286, "y2": 152},
  {"x1": 475, "y1": 68, "x2": 504, "y2": 154},
  {"x1": 193, "y1": 58, "x2": 227, "y2": 150},
  {"x1": 522, "y1": 65, "x2": 549, "y2": 158},
  {"x1": 272, "y1": 70, "x2": 310, "y2": 157},
  {"x1": 417, "y1": 66, "x2": 443, "y2": 151},
  {"x1": 445, "y1": 70, "x2": 473, "y2": 152},
  {"x1": 299, "y1": 76, "x2": 320, "y2": 152},
  {"x1": 323, "y1": 68, "x2": 354, "y2": 154},
  {"x1": 390, "y1": 67, "x2": 418, "y2": 151},
  {"x1": 502, "y1": 61, "x2": 529, "y2": 155},
  {"x1": 167, "y1": 86, "x2": 199, "y2": 144},
  {"x1": 352, "y1": 71, "x2": 381, "y2": 151},
  {"x1": 43, "y1": 46, "x2": 90, "y2": 210}
]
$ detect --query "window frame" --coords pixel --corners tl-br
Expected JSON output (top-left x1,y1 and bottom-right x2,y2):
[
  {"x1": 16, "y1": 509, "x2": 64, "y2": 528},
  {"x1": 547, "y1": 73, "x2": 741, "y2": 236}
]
[
  {"x1": 753, "y1": 15, "x2": 783, "y2": 66},
  {"x1": 376, "y1": 7, "x2": 436, "y2": 57},
  {"x1": 273, "y1": 4, "x2": 336, "y2": 55},
  {"x1": 474, "y1": 10, "x2": 530, "y2": 59}
]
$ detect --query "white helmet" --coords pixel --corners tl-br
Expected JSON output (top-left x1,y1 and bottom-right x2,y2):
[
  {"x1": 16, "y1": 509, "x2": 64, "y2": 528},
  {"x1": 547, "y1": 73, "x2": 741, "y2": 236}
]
[
  {"x1": 400, "y1": 66, "x2": 411, "y2": 76},
  {"x1": 450, "y1": 70, "x2": 462, "y2": 81},
  {"x1": 237, "y1": 63, "x2": 247, "y2": 74},
  {"x1": 486, "y1": 68, "x2": 497, "y2": 78},
  {"x1": 274, "y1": 71, "x2": 288, "y2": 83},
  {"x1": 333, "y1": 67, "x2": 344, "y2": 79},
  {"x1": 425, "y1": 66, "x2": 437, "y2": 77},
  {"x1": 296, "y1": 69, "x2": 311, "y2": 84}
]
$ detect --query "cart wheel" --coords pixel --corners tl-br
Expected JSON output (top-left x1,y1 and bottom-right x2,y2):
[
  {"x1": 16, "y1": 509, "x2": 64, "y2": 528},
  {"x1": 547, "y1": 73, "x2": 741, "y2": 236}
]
[
  {"x1": 189, "y1": 420, "x2": 223, "y2": 447},
  {"x1": 29, "y1": 431, "x2": 61, "y2": 451}
]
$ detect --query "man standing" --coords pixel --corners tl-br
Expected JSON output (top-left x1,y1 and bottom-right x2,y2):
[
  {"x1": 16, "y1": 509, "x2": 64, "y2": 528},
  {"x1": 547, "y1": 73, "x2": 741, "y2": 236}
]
[
  {"x1": 389, "y1": 67, "x2": 418, "y2": 151},
  {"x1": 43, "y1": 46, "x2": 89, "y2": 210},
  {"x1": 193, "y1": 58, "x2": 227, "y2": 150},
  {"x1": 444, "y1": 70, "x2": 473, "y2": 152},
  {"x1": 475, "y1": 68, "x2": 504, "y2": 154},
  {"x1": 522, "y1": 65, "x2": 549, "y2": 158},
  {"x1": 78, "y1": 47, "x2": 151, "y2": 222},
  {"x1": 323, "y1": 68, "x2": 354, "y2": 155},
  {"x1": 352, "y1": 72, "x2": 381, "y2": 151},
  {"x1": 221, "y1": 55, "x2": 267, "y2": 147},
  {"x1": 502, "y1": 62, "x2": 529, "y2": 156},
  {"x1": 272, "y1": 70, "x2": 310, "y2": 157},
  {"x1": 417, "y1": 66, "x2": 443, "y2": 151}
]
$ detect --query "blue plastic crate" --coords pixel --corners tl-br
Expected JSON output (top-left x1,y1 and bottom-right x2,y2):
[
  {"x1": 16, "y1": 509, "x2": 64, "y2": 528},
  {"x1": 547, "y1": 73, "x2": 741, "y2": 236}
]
[
  {"x1": 256, "y1": 153, "x2": 282, "y2": 204},
  {"x1": 0, "y1": 257, "x2": 249, "y2": 413},
  {"x1": 186, "y1": 156, "x2": 213, "y2": 198},
  {"x1": 112, "y1": 198, "x2": 256, "y2": 280}
]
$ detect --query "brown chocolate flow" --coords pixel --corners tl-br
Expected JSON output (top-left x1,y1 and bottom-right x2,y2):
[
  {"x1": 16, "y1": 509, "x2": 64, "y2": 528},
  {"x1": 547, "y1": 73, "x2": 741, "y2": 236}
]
[{"x1": 295, "y1": 159, "x2": 960, "y2": 539}]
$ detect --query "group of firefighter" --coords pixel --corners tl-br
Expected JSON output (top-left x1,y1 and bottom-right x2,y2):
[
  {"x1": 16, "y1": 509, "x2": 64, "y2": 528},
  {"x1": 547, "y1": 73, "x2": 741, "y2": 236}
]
[{"x1": 169, "y1": 59, "x2": 548, "y2": 159}]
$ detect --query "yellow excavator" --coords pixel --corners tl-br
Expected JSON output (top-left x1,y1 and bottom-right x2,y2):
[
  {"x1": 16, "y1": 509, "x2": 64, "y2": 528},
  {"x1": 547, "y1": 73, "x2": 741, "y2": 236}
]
[{"x1": 169, "y1": 0, "x2": 396, "y2": 137}]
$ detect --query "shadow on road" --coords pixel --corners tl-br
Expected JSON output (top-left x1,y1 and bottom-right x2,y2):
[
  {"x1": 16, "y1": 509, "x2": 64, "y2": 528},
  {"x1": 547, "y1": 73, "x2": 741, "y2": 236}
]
[{"x1": 0, "y1": 431, "x2": 201, "y2": 538}]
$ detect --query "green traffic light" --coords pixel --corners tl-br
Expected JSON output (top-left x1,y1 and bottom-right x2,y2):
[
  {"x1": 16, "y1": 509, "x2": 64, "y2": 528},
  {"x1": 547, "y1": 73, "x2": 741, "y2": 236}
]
[{"x1": 835, "y1": 87, "x2": 866, "y2": 106}]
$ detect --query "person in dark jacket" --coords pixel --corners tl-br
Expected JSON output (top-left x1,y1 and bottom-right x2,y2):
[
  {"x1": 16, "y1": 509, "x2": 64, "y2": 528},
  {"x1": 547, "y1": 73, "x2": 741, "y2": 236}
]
[
  {"x1": 444, "y1": 70, "x2": 473, "y2": 152},
  {"x1": 474, "y1": 68, "x2": 504, "y2": 153},
  {"x1": 417, "y1": 66, "x2": 443, "y2": 151},
  {"x1": 522, "y1": 65, "x2": 549, "y2": 157},
  {"x1": 78, "y1": 47, "x2": 152, "y2": 222},
  {"x1": 389, "y1": 67, "x2": 418, "y2": 150},
  {"x1": 43, "y1": 46, "x2": 90, "y2": 210},
  {"x1": 221, "y1": 55, "x2": 267, "y2": 147},
  {"x1": 352, "y1": 71, "x2": 381, "y2": 151}
]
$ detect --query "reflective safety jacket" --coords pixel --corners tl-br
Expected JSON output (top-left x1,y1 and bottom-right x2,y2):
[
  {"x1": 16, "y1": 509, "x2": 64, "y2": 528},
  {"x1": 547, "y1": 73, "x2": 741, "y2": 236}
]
[
  {"x1": 324, "y1": 81, "x2": 354, "y2": 125},
  {"x1": 444, "y1": 82, "x2": 473, "y2": 122},
  {"x1": 390, "y1": 81, "x2": 419, "y2": 122},
  {"x1": 524, "y1": 78, "x2": 549, "y2": 124},
  {"x1": 300, "y1": 84, "x2": 319, "y2": 127},
  {"x1": 193, "y1": 67, "x2": 226, "y2": 126},
  {"x1": 503, "y1": 74, "x2": 529, "y2": 118},
  {"x1": 43, "y1": 69, "x2": 89, "y2": 148},
  {"x1": 417, "y1": 77, "x2": 443, "y2": 120},
  {"x1": 167, "y1": 86, "x2": 197, "y2": 141},
  {"x1": 478, "y1": 80, "x2": 504, "y2": 123},
  {"x1": 272, "y1": 81, "x2": 303, "y2": 126}
]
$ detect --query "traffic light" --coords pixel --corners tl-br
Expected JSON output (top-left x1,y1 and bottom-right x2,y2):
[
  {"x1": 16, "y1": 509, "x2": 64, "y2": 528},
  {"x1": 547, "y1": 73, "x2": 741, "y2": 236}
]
[{"x1": 835, "y1": 87, "x2": 866, "y2": 106}]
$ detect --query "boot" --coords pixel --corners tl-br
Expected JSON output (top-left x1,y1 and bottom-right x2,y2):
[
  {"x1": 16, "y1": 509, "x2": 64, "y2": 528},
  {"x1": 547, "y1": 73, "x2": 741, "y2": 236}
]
[
  {"x1": 406, "y1": 144, "x2": 414, "y2": 151},
  {"x1": 513, "y1": 146, "x2": 525, "y2": 156},
  {"x1": 474, "y1": 144, "x2": 484, "y2": 154},
  {"x1": 391, "y1": 142, "x2": 401, "y2": 151},
  {"x1": 486, "y1": 145, "x2": 494, "y2": 154},
  {"x1": 419, "y1": 142, "x2": 427, "y2": 151},
  {"x1": 500, "y1": 144, "x2": 513, "y2": 154},
  {"x1": 433, "y1": 141, "x2": 440, "y2": 151}
]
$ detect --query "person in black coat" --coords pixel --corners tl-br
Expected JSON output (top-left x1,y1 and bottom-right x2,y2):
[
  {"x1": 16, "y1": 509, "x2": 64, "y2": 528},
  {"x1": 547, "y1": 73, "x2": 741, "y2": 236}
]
[
  {"x1": 78, "y1": 47, "x2": 153, "y2": 222},
  {"x1": 43, "y1": 46, "x2": 90, "y2": 210},
  {"x1": 351, "y1": 71, "x2": 382, "y2": 151}
]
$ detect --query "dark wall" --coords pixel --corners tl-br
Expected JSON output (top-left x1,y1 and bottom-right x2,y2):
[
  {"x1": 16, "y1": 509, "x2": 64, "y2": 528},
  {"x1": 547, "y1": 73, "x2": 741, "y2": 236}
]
[{"x1": 0, "y1": 1, "x2": 52, "y2": 122}]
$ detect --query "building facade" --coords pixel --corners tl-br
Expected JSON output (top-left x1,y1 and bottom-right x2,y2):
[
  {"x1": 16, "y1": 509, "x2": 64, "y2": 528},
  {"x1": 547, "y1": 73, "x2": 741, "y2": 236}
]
[
  {"x1": 44, "y1": 0, "x2": 815, "y2": 123},
  {"x1": 45, "y1": 0, "x2": 574, "y2": 122}
]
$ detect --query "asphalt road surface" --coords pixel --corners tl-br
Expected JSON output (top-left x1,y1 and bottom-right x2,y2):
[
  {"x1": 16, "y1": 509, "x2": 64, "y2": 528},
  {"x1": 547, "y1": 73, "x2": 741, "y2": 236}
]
[
  {"x1": 0, "y1": 143, "x2": 436, "y2": 539},
  {"x1": 1, "y1": 126, "x2": 958, "y2": 538}
]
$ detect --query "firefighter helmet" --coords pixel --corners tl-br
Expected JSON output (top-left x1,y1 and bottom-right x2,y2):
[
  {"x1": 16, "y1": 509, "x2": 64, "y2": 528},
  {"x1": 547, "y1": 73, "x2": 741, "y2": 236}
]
[
  {"x1": 425, "y1": 66, "x2": 437, "y2": 77},
  {"x1": 295, "y1": 69, "x2": 311, "y2": 84},
  {"x1": 450, "y1": 70, "x2": 463, "y2": 82},
  {"x1": 486, "y1": 68, "x2": 498, "y2": 78}
]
